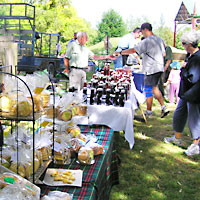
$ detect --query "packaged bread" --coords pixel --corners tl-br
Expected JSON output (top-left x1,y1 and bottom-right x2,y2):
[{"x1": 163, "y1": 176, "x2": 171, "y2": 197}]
[
  {"x1": 27, "y1": 95, "x2": 43, "y2": 112},
  {"x1": 78, "y1": 147, "x2": 94, "y2": 165},
  {"x1": 54, "y1": 142, "x2": 71, "y2": 165},
  {"x1": 66, "y1": 126, "x2": 81, "y2": 137},
  {"x1": 0, "y1": 172, "x2": 21, "y2": 188},
  {"x1": 45, "y1": 105, "x2": 59, "y2": 119},
  {"x1": 0, "y1": 95, "x2": 12, "y2": 112},
  {"x1": 0, "y1": 146, "x2": 12, "y2": 162},
  {"x1": 57, "y1": 109, "x2": 72, "y2": 121},
  {"x1": 25, "y1": 158, "x2": 40, "y2": 178},
  {"x1": 9, "y1": 162, "x2": 26, "y2": 178},
  {"x1": 41, "y1": 91, "x2": 50, "y2": 107},
  {"x1": 70, "y1": 138, "x2": 83, "y2": 153},
  {"x1": 35, "y1": 149, "x2": 43, "y2": 166},
  {"x1": 76, "y1": 104, "x2": 87, "y2": 116},
  {"x1": 76, "y1": 133, "x2": 87, "y2": 142},
  {"x1": 0, "y1": 158, "x2": 10, "y2": 168},
  {"x1": 38, "y1": 146, "x2": 51, "y2": 161},
  {"x1": 71, "y1": 105, "x2": 79, "y2": 116},
  {"x1": 11, "y1": 98, "x2": 32, "y2": 117},
  {"x1": 89, "y1": 143, "x2": 104, "y2": 155}
]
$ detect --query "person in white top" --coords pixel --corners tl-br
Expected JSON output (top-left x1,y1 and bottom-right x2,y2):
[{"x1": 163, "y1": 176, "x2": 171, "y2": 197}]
[
  {"x1": 64, "y1": 31, "x2": 113, "y2": 90},
  {"x1": 115, "y1": 28, "x2": 141, "y2": 66}
]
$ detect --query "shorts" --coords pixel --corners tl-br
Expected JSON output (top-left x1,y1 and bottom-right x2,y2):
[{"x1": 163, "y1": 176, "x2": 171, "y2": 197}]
[{"x1": 144, "y1": 72, "x2": 163, "y2": 87}]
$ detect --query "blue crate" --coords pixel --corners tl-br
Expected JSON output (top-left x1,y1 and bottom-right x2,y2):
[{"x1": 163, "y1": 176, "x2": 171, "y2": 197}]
[{"x1": 132, "y1": 72, "x2": 144, "y2": 93}]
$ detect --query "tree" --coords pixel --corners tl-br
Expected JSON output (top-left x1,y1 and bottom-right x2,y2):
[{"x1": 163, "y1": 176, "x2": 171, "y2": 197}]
[
  {"x1": 154, "y1": 15, "x2": 174, "y2": 46},
  {"x1": 34, "y1": 1, "x2": 95, "y2": 54},
  {"x1": 96, "y1": 9, "x2": 127, "y2": 42},
  {"x1": 174, "y1": 26, "x2": 191, "y2": 49}
]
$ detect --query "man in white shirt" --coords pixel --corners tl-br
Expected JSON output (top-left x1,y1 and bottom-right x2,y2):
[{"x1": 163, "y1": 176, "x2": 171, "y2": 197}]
[
  {"x1": 64, "y1": 31, "x2": 113, "y2": 90},
  {"x1": 115, "y1": 28, "x2": 141, "y2": 66}
]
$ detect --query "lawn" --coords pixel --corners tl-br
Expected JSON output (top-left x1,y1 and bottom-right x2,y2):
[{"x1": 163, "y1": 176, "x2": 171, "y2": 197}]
[{"x1": 110, "y1": 102, "x2": 200, "y2": 200}]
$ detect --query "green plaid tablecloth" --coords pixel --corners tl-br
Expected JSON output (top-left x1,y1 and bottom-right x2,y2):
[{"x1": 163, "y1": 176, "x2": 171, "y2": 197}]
[{"x1": 39, "y1": 125, "x2": 119, "y2": 200}]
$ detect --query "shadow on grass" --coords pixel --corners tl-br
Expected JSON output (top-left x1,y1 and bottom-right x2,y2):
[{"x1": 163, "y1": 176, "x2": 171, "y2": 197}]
[{"x1": 110, "y1": 106, "x2": 200, "y2": 200}]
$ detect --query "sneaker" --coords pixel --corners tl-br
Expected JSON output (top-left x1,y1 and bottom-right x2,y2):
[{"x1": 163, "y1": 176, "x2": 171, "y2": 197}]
[
  {"x1": 184, "y1": 144, "x2": 200, "y2": 156},
  {"x1": 161, "y1": 107, "x2": 170, "y2": 118},
  {"x1": 164, "y1": 135, "x2": 182, "y2": 145},
  {"x1": 144, "y1": 110, "x2": 153, "y2": 118}
]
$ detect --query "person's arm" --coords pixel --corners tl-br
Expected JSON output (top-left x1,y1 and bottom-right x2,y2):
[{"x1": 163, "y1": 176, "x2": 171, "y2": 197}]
[
  {"x1": 114, "y1": 48, "x2": 136, "y2": 57},
  {"x1": 91, "y1": 54, "x2": 115, "y2": 60},
  {"x1": 135, "y1": 53, "x2": 141, "y2": 65},
  {"x1": 163, "y1": 80, "x2": 170, "y2": 87},
  {"x1": 64, "y1": 57, "x2": 69, "y2": 73},
  {"x1": 121, "y1": 48, "x2": 136, "y2": 55},
  {"x1": 164, "y1": 59, "x2": 172, "y2": 72}
]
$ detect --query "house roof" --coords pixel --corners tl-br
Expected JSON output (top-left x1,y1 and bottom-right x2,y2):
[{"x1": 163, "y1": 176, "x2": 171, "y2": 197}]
[{"x1": 175, "y1": 0, "x2": 200, "y2": 24}]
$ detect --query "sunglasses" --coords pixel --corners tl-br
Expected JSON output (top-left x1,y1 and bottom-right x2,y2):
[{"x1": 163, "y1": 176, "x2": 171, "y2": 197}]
[{"x1": 182, "y1": 42, "x2": 187, "y2": 45}]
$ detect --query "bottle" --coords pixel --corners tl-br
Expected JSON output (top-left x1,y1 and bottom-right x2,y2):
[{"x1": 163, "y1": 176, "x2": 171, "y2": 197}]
[
  {"x1": 90, "y1": 88, "x2": 95, "y2": 105},
  {"x1": 97, "y1": 88, "x2": 103, "y2": 105},
  {"x1": 83, "y1": 87, "x2": 87, "y2": 104},
  {"x1": 106, "y1": 88, "x2": 112, "y2": 105},
  {"x1": 104, "y1": 63, "x2": 107, "y2": 75},
  {"x1": 110, "y1": 94, "x2": 115, "y2": 105},
  {"x1": 107, "y1": 63, "x2": 110, "y2": 76},
  {"x1": 114, "y1": 89, "x2": 120, "y2": 106},
  {"x1": 119, "y1": 90, "x2": 125, "y2": 107}
]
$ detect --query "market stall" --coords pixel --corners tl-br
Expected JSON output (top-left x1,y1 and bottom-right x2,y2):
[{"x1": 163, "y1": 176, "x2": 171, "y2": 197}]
[
  {"x1": 39, "y1": 125, "x2": 119, "y2": 199},
  {"x1": 0, "y1": 65, "x2": 138, "y2": 199}
]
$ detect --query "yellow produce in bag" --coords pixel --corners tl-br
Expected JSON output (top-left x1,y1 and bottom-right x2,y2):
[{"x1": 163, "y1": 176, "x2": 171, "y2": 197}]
[{"x1": 0, "y1": 95, "x2": 12, "y2": 112}]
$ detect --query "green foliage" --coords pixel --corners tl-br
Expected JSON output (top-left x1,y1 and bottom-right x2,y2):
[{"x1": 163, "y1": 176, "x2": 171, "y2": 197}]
[
  {"x1": 174, "y1": 27, "x2": 191, "y2": 49},
  {"x1": 96, "y1": 9, "x2": 127, "y2": 42},
  {"x1": 154, "y1": 16, "x2": 174, "y2": 46},
  {"x1": 154, "y1": 26, "x2": 174, "y2": 46},
  {"x1": 34, "y1": 1, "x2": 96, "y2": 54}
]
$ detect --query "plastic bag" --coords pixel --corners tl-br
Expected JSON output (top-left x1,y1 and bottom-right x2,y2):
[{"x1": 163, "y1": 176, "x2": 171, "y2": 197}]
[
  {"x1": 54, "y1": 142, "x2": 71, "y2": 165},
  {"x1": 41, "y1": 191, "x2": 73, "y2": 200},
  {"x1": 25, "y1": 72, "x2": 49, "y2": 95},
  {"x1": 11, "y1": 96, "x2": 32, "y2": 117},
  {"x1": 78, "y1": 147, "x2": 94, "y2": 165}
]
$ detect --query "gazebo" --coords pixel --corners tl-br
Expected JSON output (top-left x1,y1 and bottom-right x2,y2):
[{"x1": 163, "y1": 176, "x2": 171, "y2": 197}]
[{"x1": 174, "y1": 0, "x2": 200, "y2": 46}]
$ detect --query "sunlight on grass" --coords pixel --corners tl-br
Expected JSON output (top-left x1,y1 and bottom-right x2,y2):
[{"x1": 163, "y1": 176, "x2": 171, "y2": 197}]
[
  {"x1": 149, "y1": 142, "x2": 199, "y2": 166},
  {"x1": 150, "y1": 189, "x2": 166, "y2": 199},
  {"x1": 144, "y1": 173, "x2": 157, "y2": 182},
  {"x1": 111, "y1": 101, "x2": 200, "y2": 200},
  {"x1": 111, "y1": 192, "x2": 128, "y2": 200},
  {"x1": 135, "y1": 132, "x2": 151, "y2": 140}
]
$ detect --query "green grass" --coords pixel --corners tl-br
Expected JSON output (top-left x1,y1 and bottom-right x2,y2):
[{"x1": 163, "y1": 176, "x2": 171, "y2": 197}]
[{"x1": 110, "y1": 101, "x2": 200, "y2": 200}]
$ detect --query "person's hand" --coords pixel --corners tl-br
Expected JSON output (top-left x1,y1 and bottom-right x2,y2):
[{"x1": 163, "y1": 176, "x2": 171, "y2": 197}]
[
  {"x1": 112, "y1": 52, "x2": 120, "y2": 57},
  {"x1": 163, "y1": 82, "x2": 168, "y2": 87},
  {"x1": 107, "y1": 54, "x2": 117, "y2": 60},
  {"x1": 64, "y1": 68, "x2": 69, "y2": 73}
]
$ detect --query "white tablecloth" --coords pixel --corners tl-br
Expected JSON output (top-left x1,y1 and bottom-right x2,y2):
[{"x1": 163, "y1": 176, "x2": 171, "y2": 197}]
[
  {"x1": 76, "y1": 80, "x2": 139, "y2": 149},
  {"x1": 52, "y1": 77, "x2": 143, "y2": 149},
  {"x1": 87, "y1": 104, "x2": 135, "y2": 149}
]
